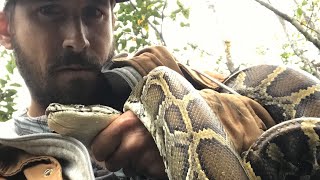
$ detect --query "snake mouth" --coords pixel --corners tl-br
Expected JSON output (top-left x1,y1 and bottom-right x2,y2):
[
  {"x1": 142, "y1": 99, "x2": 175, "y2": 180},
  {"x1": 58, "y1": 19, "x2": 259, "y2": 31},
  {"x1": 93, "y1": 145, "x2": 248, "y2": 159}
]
[
  {"x1": 45, "y1": 103, "x2": 122, "y2": 117},
  {"x1": 45, "y1": 103, "x2": 85, "y2": 117},
  {"x1": 45, "y1": 103, "x2": 72, "y2": 116},
  {"x1": 46, "y1": 104, "x2": 61, "y2": 116}
]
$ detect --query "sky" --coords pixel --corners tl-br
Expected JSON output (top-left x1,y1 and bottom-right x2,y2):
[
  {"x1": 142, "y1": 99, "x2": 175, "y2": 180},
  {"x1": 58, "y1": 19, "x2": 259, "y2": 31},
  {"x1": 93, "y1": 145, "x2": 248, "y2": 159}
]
[
  {"x1": 165, "y1": 0, "x2": 293, "y2": 69},
  {"x1": 0, "y1": 0, "x2": 319, "y2": 110}
]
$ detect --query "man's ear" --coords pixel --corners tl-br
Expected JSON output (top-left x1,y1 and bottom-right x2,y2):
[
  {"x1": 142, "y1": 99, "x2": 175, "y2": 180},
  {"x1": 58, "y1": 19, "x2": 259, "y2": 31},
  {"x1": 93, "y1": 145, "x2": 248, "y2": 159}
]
[{"x1": 0, "y1": 12, "x2": 12, "y2": 49}]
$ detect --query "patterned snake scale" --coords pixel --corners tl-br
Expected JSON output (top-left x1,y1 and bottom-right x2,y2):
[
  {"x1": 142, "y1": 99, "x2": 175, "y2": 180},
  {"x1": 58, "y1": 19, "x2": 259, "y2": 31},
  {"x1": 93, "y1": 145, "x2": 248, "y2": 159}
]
[
  {"x1": 46, "y1": 65, "x2": 320, "y2": 180},
  {"x1": 124, "y1": 66, "x2": 248, "y2": 179},
  {"x1": 221, "y1": 65, "x2": 320, "y2": 180}
]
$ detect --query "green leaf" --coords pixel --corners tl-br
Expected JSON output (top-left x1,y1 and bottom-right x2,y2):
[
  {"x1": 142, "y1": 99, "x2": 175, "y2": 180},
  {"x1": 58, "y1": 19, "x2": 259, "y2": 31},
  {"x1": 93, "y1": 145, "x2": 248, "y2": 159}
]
[
  {"x1": 6, "y1": 60, "x2": 16, "y2": 74},
  {"x1": 180, "y1": 22, "x2": 190, "y2": 27},
  {"x1": 170, "y1": 9, "x2": 181, "y2": 20},
  {"x1": 10, "y1": 83, "x2": 21, "y2": 87},
  {"x1": 0, "y1": 79, "x2": 7, "y2": 87},
  {"x1": 280, "y1": 52, "x2": 292, "y2": 59},
  {"x1": 5, "y1": 89, "x2": 17, "y2": 97},
  {"x1": 129, "y1": 47, "x2": 136, "y2": 53},
  {"x1": 182, "y1": 9, "x2": 190, "y2": 19},
  {"x1": 120, "y1": 39, "x2": 127, "y2": 49},
  {"x1": 143, "y1": 24, "x2": 149, "y2": 32},
  {"x1": 153, "y1": 20, "x2": 160, "y2": 25},
  {"x1": 302, "y1": 0, "x2": 308, "y2": 6},
  {"x1": 123, "y1": 28, "x2": 132, "y2": 33},
  {"x1": 296, "y1": 8, "x2": 303, "y2": 17},
  {"x1": 152, "y1": 11, "x2": 162, "y2": 18},
  {"x1": 147, "y1": 4, "x2": 153, "y2": 10}
]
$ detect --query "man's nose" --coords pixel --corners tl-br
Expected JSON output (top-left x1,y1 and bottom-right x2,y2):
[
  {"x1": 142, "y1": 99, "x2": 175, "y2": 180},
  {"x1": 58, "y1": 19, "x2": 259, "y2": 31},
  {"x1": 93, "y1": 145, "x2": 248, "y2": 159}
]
[{"x1": 62, "y1": 20, "x2": 90, "y2": 52}]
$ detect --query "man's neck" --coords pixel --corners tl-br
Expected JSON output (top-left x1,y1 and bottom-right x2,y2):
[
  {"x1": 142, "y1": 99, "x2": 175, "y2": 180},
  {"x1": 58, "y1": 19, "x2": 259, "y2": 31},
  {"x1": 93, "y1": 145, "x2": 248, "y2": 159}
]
[{"x1": 28, "y1": 100, "x2": 46, "y2": 117}]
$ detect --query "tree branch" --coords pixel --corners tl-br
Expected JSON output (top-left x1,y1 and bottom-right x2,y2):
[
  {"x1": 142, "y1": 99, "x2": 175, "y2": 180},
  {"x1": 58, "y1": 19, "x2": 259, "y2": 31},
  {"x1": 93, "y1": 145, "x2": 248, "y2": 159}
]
[
  {"x1": 254, "y1": 0, "x2": 320, "y2": 50},
  {"x1": 278, "y1": 18, "x2": 320, "y2": 78},
  {"x1": 292, "y1": 0, "x2": 320, "y2": 38},
  {"x1": 224, "y1": 41, "x2": 236, "y2": 72},
  {"x1": 160, "y1": 0, "x2": 167, "y2": 44}
]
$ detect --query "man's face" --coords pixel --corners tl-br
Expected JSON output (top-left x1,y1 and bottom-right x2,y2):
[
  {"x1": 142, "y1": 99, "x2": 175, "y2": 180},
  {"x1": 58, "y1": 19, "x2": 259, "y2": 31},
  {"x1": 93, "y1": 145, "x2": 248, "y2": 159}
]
[{"x1": 10, "y1": 0, "x2": 115, "y2": 107}]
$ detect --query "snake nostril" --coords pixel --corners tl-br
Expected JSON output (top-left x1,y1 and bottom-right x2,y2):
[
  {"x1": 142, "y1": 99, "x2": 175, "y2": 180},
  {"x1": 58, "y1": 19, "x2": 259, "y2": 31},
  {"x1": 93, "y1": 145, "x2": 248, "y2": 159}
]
[
  {"x1": 75, "y1": 104, "x2": 85, "y2": 109},
  {"x1": 56, "y1": 104, "x2": 62, "y2": 110}
]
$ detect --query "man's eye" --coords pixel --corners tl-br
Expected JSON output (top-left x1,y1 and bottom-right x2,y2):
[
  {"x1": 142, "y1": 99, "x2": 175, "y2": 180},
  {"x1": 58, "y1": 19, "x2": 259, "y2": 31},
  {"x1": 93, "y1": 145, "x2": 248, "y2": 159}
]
[
  {"x1": 83, "y1": 7, "x2": 104, "y2": 19},
  {"x1": 38, "y1": 5, "x2": 63, "y2": 17}
]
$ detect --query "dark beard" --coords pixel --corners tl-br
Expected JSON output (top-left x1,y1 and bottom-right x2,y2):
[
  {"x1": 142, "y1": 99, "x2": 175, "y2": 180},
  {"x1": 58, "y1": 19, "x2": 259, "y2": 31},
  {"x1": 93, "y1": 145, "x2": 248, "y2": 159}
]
[{"x1": 12, "y1": 38, "x2": 115, "y2": 109}]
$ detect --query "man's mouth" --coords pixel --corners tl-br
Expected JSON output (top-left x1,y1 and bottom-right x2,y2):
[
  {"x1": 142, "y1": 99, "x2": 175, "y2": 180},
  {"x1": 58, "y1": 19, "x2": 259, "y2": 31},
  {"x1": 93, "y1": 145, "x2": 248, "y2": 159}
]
[
  {"x1": 52, "y1": 65, "x2": 98, "y2": 80},
  {"x1": 55, "y1": 65, "x2": 96, "y2": 72}
]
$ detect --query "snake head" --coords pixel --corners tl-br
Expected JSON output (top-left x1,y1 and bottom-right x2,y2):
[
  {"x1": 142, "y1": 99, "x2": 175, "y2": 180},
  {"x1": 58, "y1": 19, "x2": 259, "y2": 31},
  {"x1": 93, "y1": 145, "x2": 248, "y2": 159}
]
[
  {"x1": 45, "y1": 103, "x2": 65, "y2": 116},
  {"x1": 45, "y1": 103, "x2": 87, "y2": 116},
  {"x1": 45, "y1": 103, "x2": 122, "y2": 147},
  {"x1": 46, "y1": 103, "x2": 121, "y2": 116}
]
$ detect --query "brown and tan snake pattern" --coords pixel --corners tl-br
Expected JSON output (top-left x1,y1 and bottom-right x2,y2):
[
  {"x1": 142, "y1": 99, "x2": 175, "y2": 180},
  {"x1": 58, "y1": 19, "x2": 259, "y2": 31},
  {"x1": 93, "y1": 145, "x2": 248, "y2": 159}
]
[
  {"x1": 221, "y1": 65, "x2": 320, "y2": 179},
  {"x1": 47, "y1": 65, "x2": 320, "y2": 180}
]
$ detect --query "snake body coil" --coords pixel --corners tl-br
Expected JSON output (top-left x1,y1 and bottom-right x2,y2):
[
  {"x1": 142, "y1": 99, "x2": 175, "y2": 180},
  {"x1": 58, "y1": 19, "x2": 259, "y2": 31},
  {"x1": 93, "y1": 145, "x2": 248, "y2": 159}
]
[
  {"x1": 222, "y1": 65, "x2": 320, "y2": 179},
  {"x1": 47, "y1": 65, "x2": 320, "y2": 180},
  {"x1": 124, "y1": 67, "x2": 249, "y2": 179}
]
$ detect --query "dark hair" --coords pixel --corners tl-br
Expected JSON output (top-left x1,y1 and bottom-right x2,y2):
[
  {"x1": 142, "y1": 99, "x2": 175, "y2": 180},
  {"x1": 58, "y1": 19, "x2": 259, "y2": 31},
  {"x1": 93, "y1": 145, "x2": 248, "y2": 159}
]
[{"x1": 3, "y1": 0, "x2": 17, "y2": 24}]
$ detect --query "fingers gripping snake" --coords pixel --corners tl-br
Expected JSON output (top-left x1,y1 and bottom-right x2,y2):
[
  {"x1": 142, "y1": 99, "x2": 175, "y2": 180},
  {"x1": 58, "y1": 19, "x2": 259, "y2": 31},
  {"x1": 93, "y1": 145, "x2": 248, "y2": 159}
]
[{"x1": 46, "y1": 65, "x2": 320, "y2": 180}]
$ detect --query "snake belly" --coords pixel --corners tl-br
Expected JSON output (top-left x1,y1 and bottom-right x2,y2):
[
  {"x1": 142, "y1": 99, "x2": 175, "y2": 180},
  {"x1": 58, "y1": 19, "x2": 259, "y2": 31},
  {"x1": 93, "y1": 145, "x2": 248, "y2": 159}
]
[
  {"x1": 221, "y1": 65, "x2": 320, "y2": 179},
  {"x1": 124, "y1": 66, "x2": 249, "y2": 180}
]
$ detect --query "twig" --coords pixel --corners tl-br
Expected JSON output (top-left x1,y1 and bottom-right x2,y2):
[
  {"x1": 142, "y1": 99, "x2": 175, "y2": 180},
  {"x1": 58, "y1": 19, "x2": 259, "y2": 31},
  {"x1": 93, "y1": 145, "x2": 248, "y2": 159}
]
[
  {"x1": 265, "y1": 0, "x2": 320, "y2": 78},
  {"x1": 160, "y1": 0, "x2": 167, "y2": 44},
  {"x1": 279, "y1": 17, "x2": 320, "y2": 78},
  {"x1": 254, "y1": 0, "x2": 320, "y2": 50}
]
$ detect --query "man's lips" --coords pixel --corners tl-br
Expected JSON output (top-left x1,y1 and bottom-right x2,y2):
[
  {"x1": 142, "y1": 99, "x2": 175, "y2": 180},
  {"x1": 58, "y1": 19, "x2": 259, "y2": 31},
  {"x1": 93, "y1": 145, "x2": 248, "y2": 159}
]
[
  {"x1": 53, "y1": 65, "x2": 98, "y2": 79},
  {"x1": 55, "y1": 65, "x2": 96, "y2": 72}
]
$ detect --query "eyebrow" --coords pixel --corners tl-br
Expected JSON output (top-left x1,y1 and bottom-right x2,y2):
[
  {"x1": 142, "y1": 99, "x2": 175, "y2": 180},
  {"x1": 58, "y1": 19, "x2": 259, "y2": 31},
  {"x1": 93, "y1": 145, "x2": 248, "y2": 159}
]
[
  {"x1": 27, "y1": 0, "x2": 110, "y2": 5},
  {"x1": 28, "y1": 0, "x2": 60, "y2": 3},
  {"x1": 24, "y1": 0, "x2": 60, "y2": 5}
]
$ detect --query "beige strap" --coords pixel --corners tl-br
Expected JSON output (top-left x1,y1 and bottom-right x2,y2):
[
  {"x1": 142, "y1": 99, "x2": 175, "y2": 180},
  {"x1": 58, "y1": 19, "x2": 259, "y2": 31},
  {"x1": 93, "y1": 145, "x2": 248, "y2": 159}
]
[
  {"x1": 24, "y1": 158, "x2": 63, "y2": 180},
  {"x1": 0, "y1": 145, "x2": 63, "y2": 180}
]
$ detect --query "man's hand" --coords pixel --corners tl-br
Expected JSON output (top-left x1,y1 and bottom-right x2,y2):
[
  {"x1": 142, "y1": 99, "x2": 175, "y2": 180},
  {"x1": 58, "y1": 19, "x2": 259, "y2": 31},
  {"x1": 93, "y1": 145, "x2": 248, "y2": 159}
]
[{"x1": 91, "y1": 111, "x2": 167, "y2": 179}]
